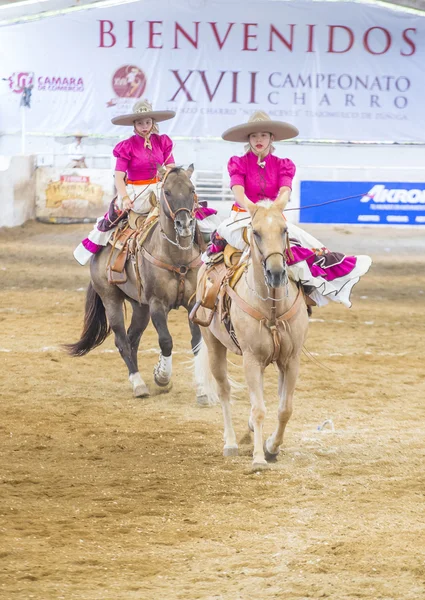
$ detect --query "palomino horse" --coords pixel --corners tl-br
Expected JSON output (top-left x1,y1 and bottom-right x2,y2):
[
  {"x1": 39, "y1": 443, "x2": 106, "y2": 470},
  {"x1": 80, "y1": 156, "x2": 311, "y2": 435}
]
[
  {"x1": 67, "y1": 166, "x2": 207, "y2": 404},
  {"x1": 195, "y1": 193, "x2": 309, "y2": 468}
]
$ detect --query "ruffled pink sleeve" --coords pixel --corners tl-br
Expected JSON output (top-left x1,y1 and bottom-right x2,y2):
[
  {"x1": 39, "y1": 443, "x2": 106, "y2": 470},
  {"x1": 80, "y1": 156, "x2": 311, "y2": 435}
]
[
  {"x1": 160, "y1": 134, "x2": 175, "y2": 165},
  {"x1": 278, "y1": 158, "x2": 296, "y2": 189},
  {"x1": 113, "y1": 139, "x2": 132, "y2": 172},
  {"x1": 228, "y1": 156, "x2": 246, "y2": 188}
]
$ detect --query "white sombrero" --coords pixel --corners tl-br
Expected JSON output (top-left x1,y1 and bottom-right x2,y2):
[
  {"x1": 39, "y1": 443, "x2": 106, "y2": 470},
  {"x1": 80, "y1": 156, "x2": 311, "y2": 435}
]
[
  {"x1": 111, "y1": 100, "x2": 176, "y2": 127},
  {"x1": 222, "y1": 111, "x2": 299, "y2": 142}
]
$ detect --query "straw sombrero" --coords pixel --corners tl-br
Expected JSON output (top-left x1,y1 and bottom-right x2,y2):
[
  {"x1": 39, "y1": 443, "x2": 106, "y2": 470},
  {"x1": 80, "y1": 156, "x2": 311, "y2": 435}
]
[
  {"x1": 222, "y1": 111, "x2": 298, "y2": 142},
  {"x1": 65, "y1": 131, "x2": 88, "y2": 138},
  {"x1": 111, "y1": 100, "x2": 176, "y2": 127}
]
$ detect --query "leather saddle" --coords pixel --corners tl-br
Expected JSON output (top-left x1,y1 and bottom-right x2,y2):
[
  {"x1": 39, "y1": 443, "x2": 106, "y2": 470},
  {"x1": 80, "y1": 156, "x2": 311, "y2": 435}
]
[
  {"x1": 189, "y1": 245, "x2": 246, "y2": 326},
  {"x1": 107, "y1": 210, "x2": 158, "y2": 285}
]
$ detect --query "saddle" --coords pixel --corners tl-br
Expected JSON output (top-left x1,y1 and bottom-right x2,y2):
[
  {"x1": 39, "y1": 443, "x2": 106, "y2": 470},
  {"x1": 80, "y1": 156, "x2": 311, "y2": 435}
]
[
  {"x1": 107, "y1": 209, "x2": 158, "y2": 285},
  {"x1": 190, "y1": 245, "x2": 246, "y2": 326},
  {"x1": 190, "y1": 242, "x2": 314, "y2": 344}
]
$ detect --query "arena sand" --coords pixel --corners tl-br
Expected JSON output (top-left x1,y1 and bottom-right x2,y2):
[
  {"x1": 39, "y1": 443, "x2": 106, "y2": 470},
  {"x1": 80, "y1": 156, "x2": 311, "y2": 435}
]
[{"x1": 0, "y1": 221, "x2": 424, "y2": 600}]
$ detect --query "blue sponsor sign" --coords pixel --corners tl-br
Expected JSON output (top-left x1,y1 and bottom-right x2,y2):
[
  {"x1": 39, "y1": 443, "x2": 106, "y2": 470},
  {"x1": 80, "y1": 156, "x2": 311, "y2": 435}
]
[{"x1": 300, "y1": 181, "x2": 425, "y2": 225}]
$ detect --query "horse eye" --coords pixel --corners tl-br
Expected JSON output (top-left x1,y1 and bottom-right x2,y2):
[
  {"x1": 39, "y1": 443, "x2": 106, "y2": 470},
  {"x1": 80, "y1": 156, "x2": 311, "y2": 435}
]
[
  {"x1": 165, "y1": 190, "x2": 171, "y2": 197},
  {"x1": 253, "y1": 230, "x2": 260, "y2": 239}
]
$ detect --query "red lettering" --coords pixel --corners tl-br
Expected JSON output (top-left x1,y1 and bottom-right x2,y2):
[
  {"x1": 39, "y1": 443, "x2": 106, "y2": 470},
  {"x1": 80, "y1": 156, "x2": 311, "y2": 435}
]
[
  {"x1": 268, "y1": 24, "x2": 295, "y2": 52},
  {"x1": 307, "y1": 24, "x2": 315, "y2": 52},
  {"x1": 148, "y1": 21, "x2": 163, "y2": 49},
  {"x1": 243, "y1": 23, "x2": 258, "y2": 51},
  {"x1": 401, "y1": 28, "x2": 416, "y2": 56},
  {"x1": 328, "y1": 25, "x2": 354, "y2": 53},
  {"x1": 99, "y1": 20, "x2": 116, "y2": 48},
  {"x1": 363, "y1": 27, "x2": 391, "y2": 55},
  {"x1": 198, "y1": 71, "x2": 226, "y2": 101},
  {"x1": 249, "y1": 71, "x2": 258, "y2": 103},
  {"x1": 209, "y1": 22, "x2": 235, "y2": 50},
  {"x1": 174, "y1": 22, "x2": 200, "y2": 49},
  {"x1": 127, "y1": 21, "x2": 135, "y2": 48},
  {"x1": 231, "y1": 71, "x2": 240, "y2": 103},
  {"x1": 77, "y1": 78, "x2": 83, "y2": 85},
  {"x1": 170, "y1": 70, "x2": 195, "y2": 101}
]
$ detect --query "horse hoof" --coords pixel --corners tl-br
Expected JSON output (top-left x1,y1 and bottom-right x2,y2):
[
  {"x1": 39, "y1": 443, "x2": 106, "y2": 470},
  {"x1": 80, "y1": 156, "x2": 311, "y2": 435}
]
[
  {"x1": 154, "y1": 374, "x2": 171, "y2": 387},
  {"x1": 264, "y1": 441, "x2": 280, "y2": 463},
  {"x1": 251, "y1": 460, "x2": 269, "y2": 471},
  {"x1": 264, "y1": 448, "x2": 279, "y2": 462},
  {"x1": 223, "y1": 445, "x2": 238, "y2": 457},
  {"x1": 129, "y1": 373, "x2": 149, "y2": 398},
  {"x1": 154, "y1": 354, "x2": 172, "y2": 387},
  {"x1": 133, "y1": 384, "x2": 149, "y2": 398},
  {"x1": 196, "y1": 394, "x2": 210, "y2": 407}
]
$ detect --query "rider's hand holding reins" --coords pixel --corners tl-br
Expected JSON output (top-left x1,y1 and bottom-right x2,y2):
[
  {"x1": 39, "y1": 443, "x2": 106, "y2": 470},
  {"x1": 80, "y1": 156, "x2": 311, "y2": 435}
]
[{"x1": 122, "y1": 195, "x2": 134, "y2": 211}]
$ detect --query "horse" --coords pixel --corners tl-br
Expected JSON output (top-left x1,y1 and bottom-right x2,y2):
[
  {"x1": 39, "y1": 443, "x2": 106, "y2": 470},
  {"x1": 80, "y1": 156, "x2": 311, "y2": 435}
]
[
  {"x1": 66, "y1": 165, "x2": 208, "y2": 405},
  {"x1": 194, "y1": 193, "x2": 309, "y2": 469}
]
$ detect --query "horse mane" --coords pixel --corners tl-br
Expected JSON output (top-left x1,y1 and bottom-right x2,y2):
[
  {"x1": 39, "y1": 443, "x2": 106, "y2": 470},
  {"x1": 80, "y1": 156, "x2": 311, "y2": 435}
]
[{"x1": 166, "y1": 166, "x2": 185, "y2": 176}]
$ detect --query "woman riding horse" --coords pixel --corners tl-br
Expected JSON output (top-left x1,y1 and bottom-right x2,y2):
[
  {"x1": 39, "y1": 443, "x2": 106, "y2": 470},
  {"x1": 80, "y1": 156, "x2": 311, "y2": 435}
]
[
  {"x1": 73, "y1": 100, "x2": 218, "y2": 265},
  {"x1": 208, "y1": 111, "x2": 372, "y2": 308}
]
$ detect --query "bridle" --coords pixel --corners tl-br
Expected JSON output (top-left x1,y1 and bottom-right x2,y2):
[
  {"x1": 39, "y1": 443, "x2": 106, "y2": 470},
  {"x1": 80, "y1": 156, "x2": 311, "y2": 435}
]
[
  {"x1": 159, "y1": 169, "x2": 198, "y2": 251},
  {"x1": 250, "y1": 207, "x2": 289, "y2": 290},
  {"x1": 138, "y1": 167, "x2": 202, "y2": 308}
]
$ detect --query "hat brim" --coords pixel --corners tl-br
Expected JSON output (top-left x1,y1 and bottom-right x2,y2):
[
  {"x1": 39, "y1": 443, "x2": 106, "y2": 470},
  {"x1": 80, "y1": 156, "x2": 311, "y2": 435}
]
[
  {"x1": 111, "y1": 110, "x2": 175, "y2": 126},
  {"x1": 222, "y1": 120, "x2": 299, "y2": 142},
  {"x1": 66, "y1": 132, "x2": 88, "y2": 138}
]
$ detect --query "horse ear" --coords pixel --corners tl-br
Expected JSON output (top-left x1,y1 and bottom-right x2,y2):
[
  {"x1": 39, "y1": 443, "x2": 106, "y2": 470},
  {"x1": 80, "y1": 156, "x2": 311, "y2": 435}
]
[
  {"x1": 157, "y1": 164, "x2": 167, "y2": 181},
  {"x1": 274, "y1": 190, "x2": 290, "y2": 213},
  {"x1": 186, "y1": 163, "x2": 194, "y2": 179}
]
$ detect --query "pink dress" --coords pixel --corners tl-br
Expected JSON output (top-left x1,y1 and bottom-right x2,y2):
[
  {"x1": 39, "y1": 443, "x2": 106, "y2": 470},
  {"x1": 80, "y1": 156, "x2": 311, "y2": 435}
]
[
  {"x1": 228, "y1": 152, "x2": 295, "y2": 205},
  {"x1": 212, "y1": 151, "x2": 372, "y2": 308},
  {"x1": 113, "y1": 133, "x2": 175, "y2": 180}
]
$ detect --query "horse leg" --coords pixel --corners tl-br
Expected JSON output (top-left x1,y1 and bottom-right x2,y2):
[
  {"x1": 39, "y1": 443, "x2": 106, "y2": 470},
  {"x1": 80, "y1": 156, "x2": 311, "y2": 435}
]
[
  {"x1": 102, "y1": 297, "x2": 147, "y2": 396},
  {"x1": 126, "y1": 300, "x2": 151, "y2": 397},
  {"x1": 187, "y1": 317, "x2": 209, "y2": 406},
  {"x1": 265, "y1": 356, "x2": 300, "y2": 460},
  {"x1": 150, "y1": 300, "x2": 173, "y2": 387},
  {"x1": 243, "y1": 353, "x2": 267, "y2": 469},
  {"x1": 202, "y1": 329, "x2": 238, "y2": 455}
]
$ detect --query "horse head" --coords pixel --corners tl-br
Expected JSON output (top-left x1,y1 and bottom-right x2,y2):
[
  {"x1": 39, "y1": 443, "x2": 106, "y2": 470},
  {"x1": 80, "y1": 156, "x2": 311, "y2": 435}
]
[
  {"x1": 158, "y1": 164, "x2": 196, "y2": 241},
  {"x1": 246, "y1": 192, "x2": 290, "y2": 289}
]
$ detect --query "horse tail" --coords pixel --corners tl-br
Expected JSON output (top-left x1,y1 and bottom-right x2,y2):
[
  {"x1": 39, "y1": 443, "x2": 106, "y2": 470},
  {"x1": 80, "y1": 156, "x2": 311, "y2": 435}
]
[
  {"x1": 195, "y1": 340, "x2": 219, "y2": 405},
  {"x1": 65, "y1": 283, "x2": 111, "y2": 356},
  {"x1": 194, "y1": 340, "x2": 245, "y2": 406}
]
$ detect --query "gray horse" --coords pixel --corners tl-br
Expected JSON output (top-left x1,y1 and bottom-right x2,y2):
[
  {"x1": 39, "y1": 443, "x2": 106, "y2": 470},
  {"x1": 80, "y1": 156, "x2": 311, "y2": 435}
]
[{"x1": 67, "y1": 166, "x2": 208, "y2": 404}]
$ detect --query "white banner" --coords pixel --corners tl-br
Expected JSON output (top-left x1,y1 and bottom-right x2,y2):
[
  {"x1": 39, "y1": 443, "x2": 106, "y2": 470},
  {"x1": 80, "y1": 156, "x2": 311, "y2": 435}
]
[{"x1": 0, "y1": 0, "x2": 424, "y2": 142}]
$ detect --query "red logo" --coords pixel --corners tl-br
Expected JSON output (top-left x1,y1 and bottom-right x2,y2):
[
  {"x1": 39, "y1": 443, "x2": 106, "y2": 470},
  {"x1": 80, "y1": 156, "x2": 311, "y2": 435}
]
[
  {"x1": 112, "y1": 65, "x2": 146, "y2": 98},
  {"x1": 60, "y1": 175, "x2": 90, "y2": 183},
  {"x1": 9, "y1": 72, "x2": 34, "y2": 94}
]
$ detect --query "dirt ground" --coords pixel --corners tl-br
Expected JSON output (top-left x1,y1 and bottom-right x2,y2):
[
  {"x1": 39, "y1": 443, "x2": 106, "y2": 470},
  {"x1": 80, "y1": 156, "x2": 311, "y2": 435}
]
[{"x1": 0, "y1": 220, "x2": 424, "y2": 600}]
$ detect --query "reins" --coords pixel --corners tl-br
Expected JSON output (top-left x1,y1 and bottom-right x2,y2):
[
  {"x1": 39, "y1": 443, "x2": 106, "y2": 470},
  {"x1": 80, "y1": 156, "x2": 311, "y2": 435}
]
[
  {"x1": 139, "y1": 167, "x2": 202, "y2": 308},
  {"x1": 224, "y1": 211, "x2": 303, "y2": 364}
]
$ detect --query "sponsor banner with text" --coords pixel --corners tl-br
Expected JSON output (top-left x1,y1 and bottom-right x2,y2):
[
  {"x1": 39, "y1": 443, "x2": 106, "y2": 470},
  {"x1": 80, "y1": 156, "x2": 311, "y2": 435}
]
[
  {"x1": 0, "y1": 0, "x2": 424, "y2": 141},
  {"x1": 300, "y1": 181, "x2": 425, "y2": 225},
  {"x1": 35, "y1": 168, "x2": 114, "y2": 222}
]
